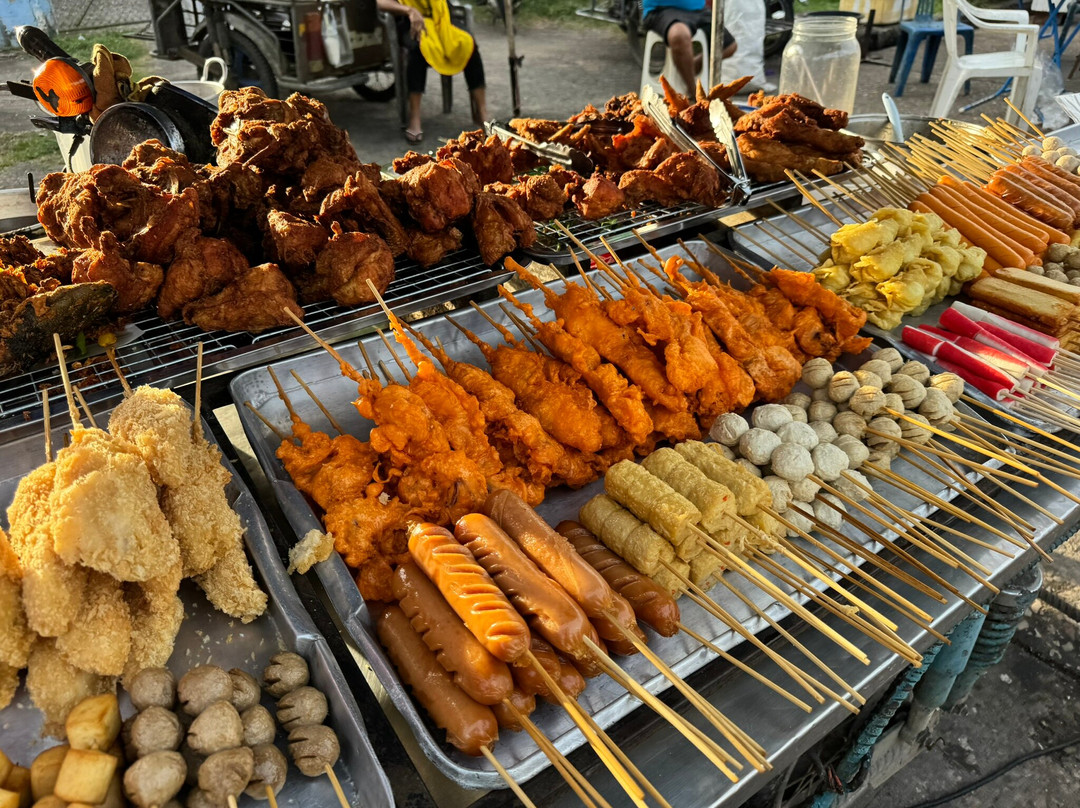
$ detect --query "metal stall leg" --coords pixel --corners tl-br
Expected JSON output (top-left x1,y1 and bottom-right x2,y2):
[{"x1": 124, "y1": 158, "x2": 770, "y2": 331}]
[
  {"x1": 944, "y1": 564, "x2": 1044, "y2": 711},
  {"x1": 898, "y1": 608, "x2": 988, "y2": 744}
]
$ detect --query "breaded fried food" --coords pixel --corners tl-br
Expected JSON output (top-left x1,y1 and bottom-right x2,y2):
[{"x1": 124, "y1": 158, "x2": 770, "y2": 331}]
[
  {"x1": 123, "y1": 562, "x2": 184, "y2": 685},
  {"x1": 7, "y1": 463, "x2": 86, "y2": 637},
  {"x1": 0, "y1": 528, "x2": 33, "y2": 670},
  {"x1": 0, "y1": 662, "x2": 17, "y2": 709},
  {"x1": 26, "y1": 638, "x2": 114, "y2": 731},
  {"x1": 49, "y1": 428, "x2": 179, "y2": 582},
  {"x1": 56, "y1": 571, "x2": 131, "y2": 677},
  {"x1": 161, "y1": 482, "x2": 241, "y2": 577},
  {"x1": 195, "y1": 534, "x2": 267, "y2": 624}
]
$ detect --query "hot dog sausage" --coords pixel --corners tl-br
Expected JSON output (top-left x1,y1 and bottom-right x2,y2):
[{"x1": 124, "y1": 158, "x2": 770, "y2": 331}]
[
  {"x1": 392, "y1": 562, "x2": 514, "y2": 706},
  {"x1": 558, "y1": 521, "x2": 680, "y2": 637},
  {"x1": 511, "y1": 636, "x2": 561, "y2": 699},
  {"x1": 484, "y1": 489, "x2": 645, "y2": 656},
  {"x1": 491, "y1": 688, "x2": 536, "y2": 732},
  {"x1": 542, "y1": 652, "x2": 586, "y2": 706},
  {"x1": 408, "y1": 522, "x2": 531, "y2": 663},
  {"x1": 454, "y1": 514, "x2": 603, "y2": 677},
  {"x1": 375, "y1": 603, "x2": 499, "y2": 756}
]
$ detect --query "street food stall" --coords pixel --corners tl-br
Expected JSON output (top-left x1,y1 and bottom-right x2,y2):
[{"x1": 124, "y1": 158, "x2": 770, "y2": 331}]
[{"x1": 0, "y1": 63, "x2": 1077, "y2": 808}]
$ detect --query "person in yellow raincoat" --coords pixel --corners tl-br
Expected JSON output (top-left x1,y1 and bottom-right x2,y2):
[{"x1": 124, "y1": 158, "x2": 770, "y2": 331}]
[{"x1": 378, "y1": 0, "x2": 488, "y2": 143}]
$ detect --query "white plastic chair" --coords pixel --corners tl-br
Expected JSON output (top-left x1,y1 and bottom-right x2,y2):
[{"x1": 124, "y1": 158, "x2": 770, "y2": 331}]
[
  {"x1": 640, "y1": 28, "x2": 709, "y2": 97},
  {"x1": 930, "y1": 0, "x2": 1041, "y2": 124}
]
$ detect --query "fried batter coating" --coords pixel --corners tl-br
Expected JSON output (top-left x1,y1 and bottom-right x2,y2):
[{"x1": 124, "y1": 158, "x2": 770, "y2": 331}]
[
  {"x1": 574, "y1": 173, "x2": 625, "y2": 220},
  {"x1": 49, "y1": 428, "x2": 179, "y2": 582},
  {"x1": 158, "y1": 230, "x2": 248, "y2": 319},
  {"x1": 26, "y1": 638, "x2": 114, "y2": 731},
  {"x1": 0, "y1": 528, "x2": 32, "y2": 670},
  {"x1": 471, "y1": 192, "x2": 536, "y2": 266},
  {"x1": 436, "y1": 130, "x2": 515, "y2": 186},
  {"x1": 195, "y1": 534, "x2": 267, "y2": 624},
  {"x1": 123, "y1": 562, "x2": 184, "y2": 685},
  {"x1": 318, "y1": 171, "x2": 407, "y2": 256},
  {"x1": 405, "y1": 227, "x2": 463, "y2": 268},
  {"x1": 72, "y1": 232, "x2": 164, "y2": 313},
  {"x1": 0, "y1": 663, "x2": 16, "y2": 709},
  {"x1": 182, "y1": 263, "x2": 303, "y2": 334},
  {"x1": 263, "y1": 211, "x2": 329, "y2": 268},
  {"x1": 56, "y1": 571, "x2": 131, "y2": 676},
  {"x1": 162, "y1": 483, "x2": 242, "y2": 577},
  {"x1": 399, "y1": 159, "x2": 480, "y2": 233},
  {"x1": 313, "y1": 225, "x2": 396, "y2": 306}
]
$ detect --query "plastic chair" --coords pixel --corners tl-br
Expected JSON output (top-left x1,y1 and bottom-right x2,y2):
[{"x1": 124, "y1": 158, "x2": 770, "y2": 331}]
[
  {"x1": 930, "y1": 0, "x2": 1041, "y2": 124},
  {"x1": 888, "y1": 0, "x2": 974, "y2": 97},
  {"x1": 639, "y1": 27, "x2": 709, "y2": 97}
]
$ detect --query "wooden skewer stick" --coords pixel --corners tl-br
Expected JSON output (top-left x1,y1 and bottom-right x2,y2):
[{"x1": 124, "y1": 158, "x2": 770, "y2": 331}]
[
  {"x1": 284, "y1": 308, "x2": 366, "y2": 383},
  {"x1": 699, "y1": 532, "x2": 871, "y2": 665},
  {"x1": 73, "y1": 386, "x2": 97, "y2": 429},
  {"x1": 52, "y1": 333, "x2": 82, "y2": 430},
  {"x1": 324, "y1": 763, "x2": 351, "y2": 808},
  {"x1": 481, "y1": 746, "x2": 538, "y2": 808},
  {"x1": 511, "y1": 705, "x2": 612, "y2": 808},
  {"x1": 375, "y1": 327, "x2": 413, "y2": 379},
  {"x1": 712, "y1": 573, "x2": 865, "y2": 707},
  {"x1": 1003, "y1": 98, "x2": 1045, "y2": 137},
  {"x1": 42, "y1": 388, "x2": 52, "y2": 462},
  {"x1": 811, "y1": 168, "x2": 877, "y2": 214},
  {"x1": 290, "y1": 371, "x2": 344, "y2": 435},
  {"x1": 524, "y1": 651, "x2": 649, "y2": 807},
  {"x1": 955, "y1": 412, "x2": 1080, "y2": 490},
  {"x1": 738, "y1": 226, "x2": 806, "y2": 271},
  {"x1": 193, "y1": 341, "x2": 204, "y2": 442},
  {"x1": 789, "y1": 170, "x2": 859, "y2": 223},
  {"x1": 228, "y1": 796, "x2": 239, "y2": 808},
  {"x1": 244, "y1": 400, "x2": 290, "y2": 442},
  {"x1": 954, "y1": 417, "x2": 1080, "y2": 489},
  {"x1": 498, "y1": 304, "x2": 548, "y2": 354},
  {"x1": 752, "y1": 219, "x2": 823, "y2": 266},
  {"x1": 764, "y1": 200, "x2": 832, "y2": 244},
  {"x1": 469, "y1": 300, "x2": 524, "y2": 347},
  {"x1": 105, "y1": 347, "x2": 132, "y2": 396},
  {"x1": 266, "y1": 785, "x2": 280, "y2": 808},
  {"x1": 886, "y1": 409, "x2": 1037, "y2": 476}
]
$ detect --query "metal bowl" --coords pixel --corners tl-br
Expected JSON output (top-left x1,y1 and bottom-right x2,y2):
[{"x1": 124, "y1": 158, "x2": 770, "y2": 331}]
[{"x1": 841, "y1": 114, "x2": 984, "y2": 144}]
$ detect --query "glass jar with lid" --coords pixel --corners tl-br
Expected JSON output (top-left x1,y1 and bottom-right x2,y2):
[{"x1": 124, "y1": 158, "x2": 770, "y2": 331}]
[{"x1": 778, "y1": 15, "x2": 861, "y2": 113}]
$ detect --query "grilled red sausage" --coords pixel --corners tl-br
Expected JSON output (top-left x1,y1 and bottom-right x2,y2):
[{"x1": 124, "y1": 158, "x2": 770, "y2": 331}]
[
  {"x1": 392, "y1": 562, "x2": 514, "y2": 706},
  {"x1": 455, "y1": 513, "x2": 602, "y2": 676},
  {"x1": 375, "y1": 603, "x2": 499, "y2": 756},
  {"x1": 491, "y1": 688, "x2": 537, "y2": 732},
  {"x1": 543, "y1": 652, "x2": 586, "y2": 706},
  {"x1": 484, "y1": 489, "x2": 645, "y2": 656},
  {"x1": 510, "y1": 636, "x2": 562, "y2": 699},
  {"x1": 558, "y1": 521, "x2": 680, "y2": 637},
  {"x1": 408, "y1": 522, "x2": 530, "y2": 663}
]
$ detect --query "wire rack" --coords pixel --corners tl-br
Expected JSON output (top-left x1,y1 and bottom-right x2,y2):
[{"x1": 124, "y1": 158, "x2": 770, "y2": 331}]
[{"x1": 0, "y1": 248, "x2": 509, "y2": 435}]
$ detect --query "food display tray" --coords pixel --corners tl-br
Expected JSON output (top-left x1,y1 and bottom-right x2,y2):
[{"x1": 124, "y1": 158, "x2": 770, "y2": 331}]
[
  {"x1": 0, "y1": 409, "x2": 395, "y2": 808},
  {"x1": 0, "y1": 247, "x2": 511, "y2": 440},
  {"x1": 229, "y1": 240, "x2": 1005, "y2": 791}
]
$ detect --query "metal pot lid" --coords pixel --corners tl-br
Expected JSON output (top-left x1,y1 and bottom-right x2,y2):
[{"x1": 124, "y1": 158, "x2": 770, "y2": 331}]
[
  {"x1": 89, "y1": 101, "x2": 184, "y2": 165},
  {"x1": 841, "y1": 114, "x2": 983, "y2": 144}
]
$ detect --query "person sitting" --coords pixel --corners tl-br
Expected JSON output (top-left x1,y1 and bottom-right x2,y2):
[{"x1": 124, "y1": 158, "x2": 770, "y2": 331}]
[
  {"x1": 643, "y1": 0, "x2": 737, "y2": 96},
  {"x1": 378, "y1": 0, "x2": 488, "y2": 144}
]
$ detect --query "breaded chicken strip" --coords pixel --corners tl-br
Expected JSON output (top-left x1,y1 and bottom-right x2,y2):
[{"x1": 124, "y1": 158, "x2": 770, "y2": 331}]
[
  {"x1": 0, "y1": 528, "x2": 33, "y2": 669},
  {"x1": 195, "y1": 534, "x2": 267, "y2": 624},
  {"x1": 0, "y1": 662, "x2": 17, "y2": 709},
  {"x1": 26, "y1": 638, "x2": 114, "y2": 732},
  {"x1": 161, "y1": 482, "x2": 241, "y2": 577},
  {"x1": 56, "y1": 571, "x2": 131, "y2": 677},
  {"x1": 122, "y1": 561, "x2": 184, "y2": 685},
  {"x1": 49, "y1": 428, "x2": 179, "y2": 582},
  {"x1": 7, "y1": 463, "x2": 86, "y2": 637}
]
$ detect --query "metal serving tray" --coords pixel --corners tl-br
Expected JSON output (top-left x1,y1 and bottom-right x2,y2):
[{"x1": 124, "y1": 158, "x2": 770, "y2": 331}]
[
  {"x1": 0, "y1": 409, "x2": 394, "y2": 808},
  {"x1": 228, "y1": 239, "x2": 1008, "y2": 791},
  {"x1": 0, "y1": 248, "x2": 511, "y2": 439}
]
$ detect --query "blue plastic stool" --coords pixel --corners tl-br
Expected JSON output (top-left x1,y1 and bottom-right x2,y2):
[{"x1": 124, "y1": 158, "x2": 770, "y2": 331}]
[{"x1": 889, "y1": 0, "x2": 975, "y2": 97}]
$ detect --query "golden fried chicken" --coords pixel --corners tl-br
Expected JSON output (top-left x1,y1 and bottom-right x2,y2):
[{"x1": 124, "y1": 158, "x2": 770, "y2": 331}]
[
  {"x1": 399, "y1": 159, "x2": 480, "y2": 233},
  {"x1": 183, "y1": 263, "x2": 302, "y2": 333},
  {"x1": 574, "y1": 173, "x2": 626, "y2": 220},
  {"x1": 611, "y1": 115, "x2": 664, "y2": 168},
  {"x1": 264, "y1": 210, "x2": 329, "y2": 269},
  {"x1": 617, "y1": 169, "x2": 680, "y2": 207},
  {"x1": 488, "y1": 174, "x2": 568, "y2": 221},
  {"x1": 300, "y1": 155, "x2": 352, "y2": 201},
  {"x1": 437, "y1": 130, "x2": 515, "y2": 186},
  {"x1": 314, "y1": 224, "x2": 395, "y2": 306},
  {"x1": 405, "y1": 227, "x2": 462, "y2": 268},
  {"x1": 55, "y1": 571, "x2": 131, "y2": 677},
  {"x1": 72, "y1": 232, "x2": 164, "y2": 314},
  {"x1": 318, "y1": 171, "x2": 407, "y2": 256},
  {"x1": 471, "y1": 192, "x2": 536, "y2": 266},
  {"x1": 746, "y1": 91, "x2": 849, "y2": 129},
  {"x1": 49, "y1": 428, "x2": 179, "y2": 582},
  {"x1": 652, "y1": 151, "x2": 724, "y2": 207},
  {"x1": 158, "y1": 230, "x2": 248, "y2": 319},
  {"x1": 737, "y1": 133, "x2": 849, "y2": 182},
  {"x1": 0, "y1": 528, "x2": 32, "y2": 672},
  {"x1": 392, "y1": 150, "x2": 434, "y2": 174},
  {"x1": 195, "y1": 531, "x2": 268, "y2": 624},
  {"x1": 26, "y1": 638, "x2": 115, "y2": 731},
  {"x1": 0, "y1": 235, "x2": 43, "y2": 267}
]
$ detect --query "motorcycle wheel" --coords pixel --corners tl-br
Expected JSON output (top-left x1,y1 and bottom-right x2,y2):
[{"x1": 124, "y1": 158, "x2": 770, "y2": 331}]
[
  {"x1": 625, "y1": 0, "x2": 645, "y2": 67},
  {"x1": 198, "y1": 31, "x2": 278, "y2": 97},
  {"x1": 763, "y1": 0, "x2": 794, "y2": 59},
  {"x1": 353, "y1": 70, "x2": 396, "y2": 101}
]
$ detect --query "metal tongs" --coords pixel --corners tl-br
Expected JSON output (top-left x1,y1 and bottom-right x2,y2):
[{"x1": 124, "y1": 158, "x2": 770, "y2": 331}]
[
  {"x1": 485, "y1": 121, "x2": 595, "y2": 175},
  {"x1": 639, "y1": 86, "x2": 752, "y2": 206}
]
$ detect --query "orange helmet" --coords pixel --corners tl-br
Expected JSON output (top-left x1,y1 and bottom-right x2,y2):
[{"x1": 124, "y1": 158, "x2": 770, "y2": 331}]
[{"x1": 32, "y1": 58, "x2": 93, "y2": 117}]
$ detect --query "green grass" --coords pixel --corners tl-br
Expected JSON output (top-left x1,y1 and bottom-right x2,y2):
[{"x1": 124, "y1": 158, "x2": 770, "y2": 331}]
[
  {"x1": 0, "y1": 131, "x2": 60, "y2": 170},
  {"x1": 53, "y1": 30, "x2": 149, "y2": 65}
]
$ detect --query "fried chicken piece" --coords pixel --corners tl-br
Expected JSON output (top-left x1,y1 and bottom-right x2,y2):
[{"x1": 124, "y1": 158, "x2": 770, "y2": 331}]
[
  {"x1": 157, "y1": 230, "x2": 248, "y2": 319},
  {"x1": 617, "y1": 170, "x2": 680, "y2": 207},
  {"x1": 406, "y1": 226, "x2": 462, "y2": 268},
  {"x1": 195, "y1": 531, "x2": 267, "y2": 624},
  {"x1": 605, "y1": 92, "x2": 643, "y2": 119},
  {"x1": 37, "y1": 165, "x2": 155, "y2": 250},
  {"x1": 471, "y1": 192, "x2": 536, "y2": 265},
  {"x1": 546, "y1": 166, "x2": 585, "y2": 197},
  {"x1": 7, "y1": 463, "x2": 87, "y2": 638},
  {"x1": 183, "y1": 263, "x2": 302, "y2": 333},
  {"x1": 0, "y1": 528, "x2": 32, "y2": 671},
  {"x1": 314, "y1": 224, "x2": 395, "y2": 305},
  {"x1": 392, "y1": 150, "x2": 434, "y2": 174},
  {"x1": 737, "y1": 133, "x2": 847, "y2": 182},
  {"x1": 55, "y1": 571, "x2": 131, "y2": 676},
  {"x1": 318, "y1": 171, "x2": 407, "y2": 256},
  {"x1": 399, "y1": 158, "x2": 481, "y2": 233},
  {"x1": 123, "y1": 138, "x2": 190, "y2": 170},
  {"x1": 569, "y1": 173, "x2": 625, "y2": 220},
  {"x1": 122, "y1": 561, "x2": 183, "y2": 684},
  {"x1": 508, "y1": 118, "x2": 565, "y2": 142},
  {"x1": 709, "y1": 76, "x2": 754, "y2": 101},
  {"x1": 71, "y1": 232, "x2": 163, "y2": 314},
  {"x1": 653, "y1": 151, "x2": 725, "y2": 207},
  {"x1": 27, "y1": 638, "x2": 116, "y2": 732},
  {"x1": 677, "y1": 102, "x2": 715, "y2": 139},
  {"x1": 437, "y1": 130, "x2": 515, "y2": 186},
  {"x1": 301, "y1": 155, "x2": 352, "y2": 201},
  {"x1": 263, "y1": 210, "x2": 329, "y2": 268},
  {"x1": 740, "y1": 108, "x2": 863, "y2": 155},
  {"x1": 0, "y1": 235, "x2": 43, "y2": 267},
  {"x1": 518, "y1": 175, "x2": 568, "y2": 220},
  {"x1": 764, "y1": 267, "x2": 868, "y2": 355},
  {"x1": 192, "y1": 162, "x2": 264, "y2": 233},
  {"x1": 635, "y1": 138, "x2": 678, "y2": 170},
  {"x1": 747, "y1": 91, "x2": 849, "y2": 129},
  {"x1": 507, "y1": 140, "x2": 543, "y2": 174},
  {"x1": 50, "y1": 428, "x2": 179, "y2": 582}
]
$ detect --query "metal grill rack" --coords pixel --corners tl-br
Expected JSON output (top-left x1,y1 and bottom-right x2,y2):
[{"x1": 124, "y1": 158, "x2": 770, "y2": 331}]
[{"x1": 0, "y1": 248, "x2": 510, "y2": 434}]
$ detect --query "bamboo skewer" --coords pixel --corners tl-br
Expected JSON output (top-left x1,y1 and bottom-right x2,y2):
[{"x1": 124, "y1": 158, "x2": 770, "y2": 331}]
[
  {"x1": 1004, "y1": 97, "x2": 1045, "y2": 137},
  {"x1": 790, "y1": 170, "x2": 862, "y2": 222},
  {"x1": 266, "y1": 785, "x2": 279, "y2": 808},
  {"x1": 290, "y1": 371, "x2": 344, "y2": 434},
  {"x1": 42, "y1": 388, "x2": 52, "y2": 462},
  {"x1": 244, "y1": 400, "x2": 289, "y2": 442},
  {"x1": 763, "y1": 199, "x2": 832, "y2": 244},
  {"x1": 324, "y1": 764, "x2": 351, "y2": 808},
  {"x1": 193, "y1": 341, "x2": 204, "y2": 442},
  {"x1": 106, "y1": 347, "x2": 132, "y2": 396},
  {"x1": 481, "y1": 747, "x2": 538, "y2": 808},
  {"x1": 511, "y1": 705, "x2": 612, "y2": 808},
  {"x1": 375, "y1": 327, "x2": 413, "y2": 379},
  {"x1": 52, "y1": 333, "x2": 82, "y2": 430},
  {"x1": 73, "y1": 386, "x2": 97, "y2": 429},
  {"x1": 956, "y1": 412, "x2": 1080, "y2": 486},
  {"x1": 954, "y1": 418, "x2": 1080, "y2": 486}
]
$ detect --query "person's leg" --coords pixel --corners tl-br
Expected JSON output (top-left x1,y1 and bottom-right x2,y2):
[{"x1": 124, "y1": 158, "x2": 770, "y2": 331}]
[
  {"x1": 463, "y1": 41, "x2": 487, "y2": 123},
  {"x1": 666, "y1": 21, "x2": 696, "y2": 96},
  {"x1": 405, "y1": 39, "x2": 428, "y2": 137}
]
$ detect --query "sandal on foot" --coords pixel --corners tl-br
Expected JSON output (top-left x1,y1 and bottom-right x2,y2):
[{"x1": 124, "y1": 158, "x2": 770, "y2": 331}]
[{"x1": 403, "y1": 128, "x2": 424, "y2": 144}]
